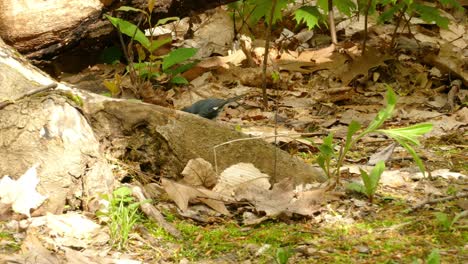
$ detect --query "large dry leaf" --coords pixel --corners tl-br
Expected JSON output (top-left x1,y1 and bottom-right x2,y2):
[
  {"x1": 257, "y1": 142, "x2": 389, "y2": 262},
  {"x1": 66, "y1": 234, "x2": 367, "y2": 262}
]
[
  {"x1": 277, "y1": 50, "x2": 348, "y2": 73},
  {"x1": 0, "y1": 164, "x2": 47, "y2": 217},
  {"x1": 213, "y1": 163, "x2": 270, "y2": 196},
  {"x1": 41, "y1": 212, "x2": 103, "y2": 249},
  {"x1": 235, "y1": 178, "x2": 340, "y2": 218},
  {"x1": 2, "y1": 230, "x2": 61, "y2": 264},
  {"x1": 339, "y1": 49, "x2": 391, "y2": 85},
  {"x1": 368, "y1": 143, "x2": 396, "y2": 165},
  {"x1": 181, "y1": 158, "x2": 218, "y2": 188},
  {"x1": 161, "y1": 178, "x2": 231, "y2": 215}
]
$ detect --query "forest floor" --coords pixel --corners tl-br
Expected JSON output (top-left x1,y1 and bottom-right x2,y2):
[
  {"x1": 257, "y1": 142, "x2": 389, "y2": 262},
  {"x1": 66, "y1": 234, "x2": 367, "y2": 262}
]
[{"x1": 1, "y1": 3, "x2": 467, "y2": 264}]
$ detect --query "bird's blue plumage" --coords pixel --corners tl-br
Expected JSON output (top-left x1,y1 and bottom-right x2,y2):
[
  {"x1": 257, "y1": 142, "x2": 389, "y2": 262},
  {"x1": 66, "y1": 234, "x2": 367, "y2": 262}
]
[{"x1": 182, "y1": 95, "x2": 244, "y2": 119}]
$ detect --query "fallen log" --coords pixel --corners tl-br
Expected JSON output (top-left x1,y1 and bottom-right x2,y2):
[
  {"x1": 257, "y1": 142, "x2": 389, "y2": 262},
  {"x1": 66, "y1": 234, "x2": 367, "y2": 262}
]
[
  {"x1": 0, "y1": 0, "x2": 238, "y2": 59},
  {"x1": 0, "y1": 37, "x2": 324, "y2": 217}
]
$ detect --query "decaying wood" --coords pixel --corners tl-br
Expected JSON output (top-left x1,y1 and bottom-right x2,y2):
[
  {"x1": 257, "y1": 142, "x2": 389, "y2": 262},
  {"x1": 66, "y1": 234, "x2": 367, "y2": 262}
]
[
  {"x1": 83, "y1": 97, "x2": 325, "y2": 185},
  {"x1": 0, "y1": 0, "x2": 237, "y2": 59},
  {"x1": 0, "y1": 37, "x2": 324, "y2": 218},
  {"x1": 0, "y1": 38, "x2": 115, "y2": 215}
]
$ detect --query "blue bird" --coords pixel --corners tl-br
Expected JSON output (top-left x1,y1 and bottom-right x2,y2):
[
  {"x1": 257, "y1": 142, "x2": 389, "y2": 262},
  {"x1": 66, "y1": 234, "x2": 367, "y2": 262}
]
[{"x1": 182, "y1": 94, "x2": 245, "y2": 119}]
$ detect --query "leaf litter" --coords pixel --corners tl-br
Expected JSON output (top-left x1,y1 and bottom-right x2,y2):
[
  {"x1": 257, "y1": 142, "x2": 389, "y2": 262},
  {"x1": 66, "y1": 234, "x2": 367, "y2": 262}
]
[{"x1": 3, "y1": 4, "x2": 468, "y2": 264}]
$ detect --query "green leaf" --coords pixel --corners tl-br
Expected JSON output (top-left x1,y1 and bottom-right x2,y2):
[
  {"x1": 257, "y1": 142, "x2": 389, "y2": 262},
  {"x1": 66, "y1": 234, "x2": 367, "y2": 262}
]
[
  {"x1": 317, "y1": 133, "x2": 334, "y2": 177},
  {"x1": 394, "y1": 139, "x2": 427, "y2": 176},
  {"x1": 439, "y1": 0, "x2": 463, "y2": 10},
  {"x1": 378, "y1": 3, "x2": 403, "y2": 23},
  {"x1": 379, "y1": 123, "x2": 433, "y2": 146},
  {"x1": 317, "y1": 0, "x2": 328, "y2": 13},
  {"x1": 427, "y1": 248, "x2": 441, "y2": 264},
  {"x1": 162, "y1": 48, "x2": 197, "y2": 71},
  {"x1": 131, "y1": 62, "x2": 161, "y2": 79},
  {"x1": 323, "y1": 132, "x2": 334, "y2": 145},
  {"x1": 105, "y1": 15, "x2": 150, "y2": 48},
  {"x1": 345, "y1": 120, "x2": 361, "y2": 151},
  {"x1": 316, "y1": 155, "x2": 326, "y2": 173},
  {"x1": 365, "y1": 87, "x2": 397, "y2": 133},
  {"x1": 276, "y1": 247, "x2": 292, "y2": 264},
  {"x1": 359, "y1": 168, "x2": 371, "y2": 195},
  {"x1": 367, "y1": 160, "x2": 385, "y2": 195},
  {"x1": 166, "y1": 61, "x2": 197, "y2": 75},
  {"x1": 335, "y1": 0, "x2": 357, "y2": 16},
  {"x1": 113, "y1": 186, "x2": 132, "y2": 198},
  {"x1": 346, "y1": 182, "x2": 366, "y2": 194},
  {"x1": 318, "y1": 133, "x2": 335, "y2": 157},
  {"x1": 294, "y1": 6, "x2": 322, "y2": 29},
  {"x1": 116, "y1": 6, "x2": 146, "y2": 14},
  {"x1": 386, "y1": 86, "x2": 397, "y2": 105},
  {"x1": 170, "y1": 75, "x2": 189, "y2": 84},
  {"x1": 411, "y1": 3, "x2": 449, "y2": 29},
  {"x1": 156, "y1": 17, "x2": 180, "y2": 26},
  {"x1": 249, "y1": 0, "x2": 289, "y2": 25},
  {"x1": 435, "y1": 212, "x2": 451, "y2": 230},
  {"x1": 148, "y1": 37, "x2": 172, "y2": 52}
]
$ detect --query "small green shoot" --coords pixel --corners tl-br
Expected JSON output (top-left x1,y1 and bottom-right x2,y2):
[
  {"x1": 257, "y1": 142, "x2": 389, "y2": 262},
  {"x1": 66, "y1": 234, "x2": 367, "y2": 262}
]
[
  {"x1": 316, "y1": 132, "x2": 335, "y2": 179},
  {"x1": 97, "y1": 186, "x2": 150, "y2": 250},
  {"x1": 426, "y1": 248, "x2": 441, "y2": 264},
  {"x1": 104, "y1": 6, "x2": 197, "y2": 96},
  {"x1": 275, "y1": 246, "x2": 293, "y2": 264},
  {"x1": 314, "y1": 86, "x2": 432, "y2": 195},
  {"x1": 434, "y1": 211, "x2": 465, "y2": 232},
  {"x1": 378, "y1": 124, "x2": 433, "y2": 176},
  {"x1": 346, "y1": 161, "x2": 385, "y2": 203}
]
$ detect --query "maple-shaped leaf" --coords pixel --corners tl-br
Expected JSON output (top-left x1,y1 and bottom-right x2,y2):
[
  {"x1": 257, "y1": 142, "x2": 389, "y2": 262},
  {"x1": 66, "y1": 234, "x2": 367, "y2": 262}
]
[
  {"x1": 334, "y1": 0, "x2": 357, "y2": 16},
  {"x1": 411, "y1": 3, "x2": 449, "y2": 29},
  {"x1": 294, "y1": 6, "x2": 322, "y2": 30},
  {"x1": 249, "y1": 0, "x2": 289, "y2": 25}
]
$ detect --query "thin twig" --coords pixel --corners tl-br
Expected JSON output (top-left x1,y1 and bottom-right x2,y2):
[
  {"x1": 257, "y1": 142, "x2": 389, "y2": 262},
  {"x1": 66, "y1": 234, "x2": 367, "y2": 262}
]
[
  {"x1": 0, "y1": 82, "x2": 57, "y2": 110},
  {"x1": 361, "y1": 0, "x2": 372, "y2": 55},
  {"x1": 261, "y1": 0, "x2": 277, "y2": 109},
  {"x1": 390, "y1": 4, "x2": 408, "y2": 50},
  {"x1": 328, "y1": 0, "x2": 337, "y2": 44},
  {"x1": 130, "y1": 185, "x2": 182, "y2": 239},
  {"x1": 213, "y1": 132, "x2": 319, "y2": 173},
  {"x1": 411, "y1": 192, "x2": 468, "y2": 211}
]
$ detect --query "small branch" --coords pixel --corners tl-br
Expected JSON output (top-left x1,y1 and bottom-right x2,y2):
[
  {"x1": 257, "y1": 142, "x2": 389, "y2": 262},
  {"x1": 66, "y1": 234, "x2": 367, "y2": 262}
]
[
  {"x1": 213, "y1": 132, "x2": 320, "y2": 173},
  {"x1": 328, "y1": 0, "x2": 337, "y2": 44},
  {"x1": 0, "y1": 82, "x2": 57, "y2": 110},
  {"x1": 390, "y1": 4, "x2": 408, "y2": 50},
  {"x1": 261, "y1": 0, "x2": 277, "y2": 109},
  {"x1": 131, "y1": 185, "x2": 182, "y2": 239},
  {"x1": 411, "y1": 192, "x2": 468, "y2": 211},
  {"x1": 361, "y1": 0, "x2": 372, "y2": 55}
]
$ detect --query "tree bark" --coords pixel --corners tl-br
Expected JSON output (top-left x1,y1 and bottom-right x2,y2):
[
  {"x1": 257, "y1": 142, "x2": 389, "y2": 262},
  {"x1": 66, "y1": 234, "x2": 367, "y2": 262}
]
[
  {"x1": 0, "y1": 0, "x2": 238, "y2": 60},
  {"x1": 0, "y1": 37, "x2": 324, "y2": 218}
]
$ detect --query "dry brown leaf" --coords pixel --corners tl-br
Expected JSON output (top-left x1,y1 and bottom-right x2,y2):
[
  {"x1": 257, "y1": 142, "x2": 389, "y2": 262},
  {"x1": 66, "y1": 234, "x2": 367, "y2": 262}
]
[
  {"x1": 2, "y1": 230, "x2": 62, "y2": 264},
  {"x1": 161, "y1": 178, "x2": 231, "y2": 215},
  {"x1": 181, "y1": 158, "x2": 218, "y2": 188},
  {"x1": 367, "y1": 143, "x2": 396, "y2": 165},
  {"x1": 340, "y1": 109, "x2": 377, "y2": 126},
  {"x1": 339, "y1": 49, "x2": 391, "y2": 85},
  {"x1": 234, "y1": 177, "x2": 340, "y2": 218},
  {"x1": 213, "y1": 163, "x2": 271, "y2": 196}
]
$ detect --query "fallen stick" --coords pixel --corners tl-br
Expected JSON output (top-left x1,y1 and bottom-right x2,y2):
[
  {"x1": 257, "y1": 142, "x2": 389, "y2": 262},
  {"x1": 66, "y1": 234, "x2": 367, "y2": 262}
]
[{"x1": 131, "y1": 185, "x2": 182, "y2": 239}]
